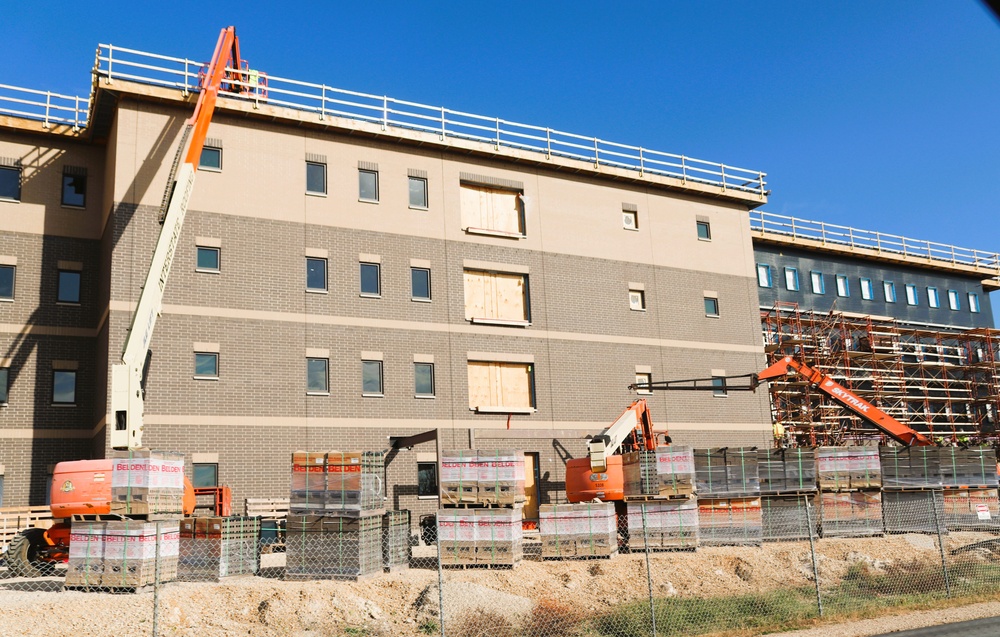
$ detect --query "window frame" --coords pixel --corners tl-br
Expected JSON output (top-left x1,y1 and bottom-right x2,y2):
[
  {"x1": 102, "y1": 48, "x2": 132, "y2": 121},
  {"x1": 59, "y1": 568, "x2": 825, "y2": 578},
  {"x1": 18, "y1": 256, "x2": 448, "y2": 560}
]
[
  {"x1": 0, "y1": 166, "x2": 21, "y2": 202},
  {"x1": 193, "y1": 352, "x2": 219, "y2": 380},
  {"x1": 361, "y1": 360, "x2": 384, "y2": 396},
  {"x1": 969, "y1": 292, "x2": 981, "y2": 314},
  {"x1": 460, "y1": 183, "x2": 526, "y2": 238},
  {"x1": 905, "y1": 284, "x2": 919, "y2": 306},
  {"x1": 358, "y1": 169, "x2": 379, "y2": 203},
  {"x1": 0, "y1": 367, "x2": 8, "y2": 404},
  {"x1": 696, "y1": 220, "x2": 711, "y2": 241},
  {"x1": 305, "y1": 161, "x2": 327, "y2": 196},
  {"x1": 860, "y1": 278, "x2": 874, "y2": 301},
  {"x1": 0, "y1": 265, "x2": 15, "y2": 301},
  {"x1": 199, "y1": 146, "x2": 223, "y2": 172},
  {"x1": 306, "y1": 257, "x2": 328, "y2": 293},
  {"x1": 704, "y1": 296, "x2": 720, "y2": 317},
  {"x1": 756, "y1": 264, "x2": 773, "y2": 288},
  {"x1": 835, "y1": 275, "x2": 850, "y2": 298},
  {"x1": 948, "y1": 289, "x2": 960, "y2": 311},
  {"x1": 192, "y1": 463, "x2": 219, "y2": 488},
  {"x1": 622, "y1": 209, "x2": 639, "y2": 231},
  {"x1": 927, "y1": 286, "x2": 940, "y2": 308},
  {"x1": 306, "y1": 357, "x2": 330, "y2": 395},
  {"x1": 628, "y1": 289, "x2": 646, "y2": 312},
  {"x1": 712, "y1": 376, "x2": 728, "y2": 398},
  {"x1": 810, "y1": 271, "x2": 825, "y2": 295},
  {"x1": 784, "y1": 267, "x2": 799, "y2": 291},
  {"x1": 52, "y1": 369, "x2": 76, "y2": 405},
  {"x1": 61, "y1": 168, "x2": 87, "y2": 208},
  {"x1": 464, "y1": 269, "x2": 531, "y2": 325},
  {"x1": 408, "y1": 175, "x2": 428, "y2": 209},
  {"x1": 196, "y1": 246, "x2": 221, "y2": 273},
  {"x1": 411, "y1": 267, "x2": 431, "y2": 301},
  {"x1": 360, "y1": 262, "x2": 381, "y2": 297},
  {"x1": 635, "y1": 372, "x2": 653, "y2": 395},
  {"x1": 883, "y1": 281, "x2": 897, "y2": 303},
  {"x1": 414, "y1": 362, "x2": 435, "y2": 398},
  {"x1": 57, "y1": 270, "x2": 82, "y2": 304},
  {"x1": 416, "y1": 461, "x2": 438, "y2": 498}
]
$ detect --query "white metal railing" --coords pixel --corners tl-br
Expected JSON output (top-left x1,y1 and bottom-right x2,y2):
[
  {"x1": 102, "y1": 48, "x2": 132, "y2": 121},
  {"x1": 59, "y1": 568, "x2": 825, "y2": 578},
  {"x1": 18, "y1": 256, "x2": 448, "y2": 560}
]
[
  {"x1": 93, "y1": 44, "x2": 767, "y2": 197},
  {"x1": 751, "y1": 210, "x2": 1000, "y2": 278},
  {"x1": 0, "y1": 83, "x2": 89, "y2": 129}
]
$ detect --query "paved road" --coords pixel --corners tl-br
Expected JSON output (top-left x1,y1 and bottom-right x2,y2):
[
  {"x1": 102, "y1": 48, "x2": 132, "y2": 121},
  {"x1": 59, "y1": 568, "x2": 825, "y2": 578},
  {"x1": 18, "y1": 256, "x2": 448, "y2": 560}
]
[{"x1": 873, "y1": 616, "x2": 1000, "y2": 636}]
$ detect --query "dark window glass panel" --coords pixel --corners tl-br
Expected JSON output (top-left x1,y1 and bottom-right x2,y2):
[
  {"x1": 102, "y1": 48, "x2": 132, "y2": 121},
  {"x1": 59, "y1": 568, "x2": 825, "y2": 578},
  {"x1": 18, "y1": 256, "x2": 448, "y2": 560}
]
[
  {"x1": 197, "y1": 247, "x2": 220, "y2": 271},
  {"x1": 195, "y1": 353, "x2": 218, "y2": 377},
  {"x1": 415, "y1": 363, "x2": 434, "y2": 396},
  {"x1": 411, "y1": 268, "x2": 430, "y2": 300},
  {"x1": 58, "y1": 271, "x2": 81, "y2": 303},
  {"x1": 62, "y1": 174, "x2": 87, "y2": 207},
  {"x1": 0, "y1": 266, "x2": 14, "y2": 299},
  {"x1": 306, "y1": 162, "x2": 326, "y2": 194},
  {"x1": 0, "y1": 167, "x2": 20, "y2": 201},
  {"x1": 53, "y1": 370, "x2": 76, "y2": 404},
  {"x1": 193, "y1": 463, "x2": 218, "y2": 487},
  {"x1": 359, "y1": 170, "x2": 378, "y2": 201},
  {"x1": 306, "y1": 258, "x2": 327, "y2": 290},
  {"x1": 307, "y1": 358, "x2": 329, "y2": 393},
  {"x1": 417, "y1": 462, "x2": 438, "y2": 497},
  {"x1": 408, "y1": 177, "x2": 427, "y2": 207},
  {"x1": 199, "y1": 147, "x2": 222, "y2": 171},
  {"x1": 360, "y1": 263, "x2": 380, "y2": 295},
  {"x1": 362, "y1": 361, "x2": 383, "y2": 394}
]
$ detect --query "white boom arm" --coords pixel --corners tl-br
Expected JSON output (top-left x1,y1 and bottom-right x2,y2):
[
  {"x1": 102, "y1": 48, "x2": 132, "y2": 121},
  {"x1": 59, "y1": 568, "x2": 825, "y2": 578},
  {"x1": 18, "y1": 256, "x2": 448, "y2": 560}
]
[{"x1": 588, "y1": 407, "x2": 639, "y2": 473}]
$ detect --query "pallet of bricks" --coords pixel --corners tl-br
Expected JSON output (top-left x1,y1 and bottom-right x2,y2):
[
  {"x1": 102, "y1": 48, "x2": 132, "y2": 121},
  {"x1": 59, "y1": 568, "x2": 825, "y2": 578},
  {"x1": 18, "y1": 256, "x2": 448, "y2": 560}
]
[
  {"x1": 621, "y1": 446, "x2": 698, "y2": 551},
  {"x1": 383, "y1": 510, "x2": 411, "y2": 572},
  {"x1": 439, "y1": 449, "x2": 524, "y2": 568},
  {"x1": 695, "y1": 447, "x2": 762, "y2": 546},
  {"x1": 178, "y1": 516, "x2": 260, "y2": 581},
  {"x1": 938, "y1": 447, "x2": 1000, "y2": 532},
  {"x1": 758, "y1": 448, "x2": 818, "y2": 542},
  {"x1": 65, "y1": 450, "x2": 184, "y2": 590},
  {"x1": 540, "y1": 502, "x2": 616, "y2": 559},
  {"x1": 285, "y1": 451, "x2": 386, "y2": 580},
  {"x1": 816, "y1": 447, "x2": 883, "y2": 538}
]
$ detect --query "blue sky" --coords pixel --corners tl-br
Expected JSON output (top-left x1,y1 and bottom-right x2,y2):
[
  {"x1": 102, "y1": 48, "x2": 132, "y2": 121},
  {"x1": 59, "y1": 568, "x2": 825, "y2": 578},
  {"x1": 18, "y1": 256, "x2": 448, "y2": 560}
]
[{"x1": 4, "y1": 1, "x2": 1000, "y2": 315}]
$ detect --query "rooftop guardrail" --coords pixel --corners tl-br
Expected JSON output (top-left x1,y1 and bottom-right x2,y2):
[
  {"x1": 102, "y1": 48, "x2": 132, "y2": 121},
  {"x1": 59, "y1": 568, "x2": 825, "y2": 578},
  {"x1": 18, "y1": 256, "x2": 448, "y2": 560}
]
[
  {"x1": 0, "y1": 84, "x2": 89, "y2": 129},
  {"x1": 92, "y1": 44, "x2": 768, "y2": 197},
  {"x1": 751, "y1": 210, "x2": 1000, "y2": 279}
]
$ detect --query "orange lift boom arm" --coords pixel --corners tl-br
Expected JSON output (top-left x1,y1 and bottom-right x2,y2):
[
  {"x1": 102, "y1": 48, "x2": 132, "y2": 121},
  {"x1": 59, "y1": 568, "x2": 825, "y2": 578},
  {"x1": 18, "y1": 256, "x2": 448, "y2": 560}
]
[{"x1": 757, "y1": 356, "x2": 933, "y2": 446}]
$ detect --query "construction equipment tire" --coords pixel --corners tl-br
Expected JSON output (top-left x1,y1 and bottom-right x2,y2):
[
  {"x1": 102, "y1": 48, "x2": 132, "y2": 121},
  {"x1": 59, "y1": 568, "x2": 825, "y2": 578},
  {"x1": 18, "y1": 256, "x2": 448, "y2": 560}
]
[{"x1": 7, "y1": 528, "x2": 53, "y2": 578}]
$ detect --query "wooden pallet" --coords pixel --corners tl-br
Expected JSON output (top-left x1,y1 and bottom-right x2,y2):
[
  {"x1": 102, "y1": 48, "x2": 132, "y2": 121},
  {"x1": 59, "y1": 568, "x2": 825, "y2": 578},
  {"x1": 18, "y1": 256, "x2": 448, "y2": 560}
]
[
  {"x1": 245, "y1": 498, "x2": 290, "y2": 519},
  {"x1": 441, "y1": 562, "x2": 519, "y2": 570},
  {"x1": 623, "y1": 493, "x2": 695, "y2": 502},
  {"x1": 0, "y1": 506, "x2": 53, "y2": 551},
  {"x1": 440, "y1": 501, "x2": 524, "y2": 509}
]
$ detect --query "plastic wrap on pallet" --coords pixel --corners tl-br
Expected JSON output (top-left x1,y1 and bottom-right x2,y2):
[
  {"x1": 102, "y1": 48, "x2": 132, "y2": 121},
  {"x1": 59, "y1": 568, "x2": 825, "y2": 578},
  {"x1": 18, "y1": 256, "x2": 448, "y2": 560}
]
[
  {"x1": 65, "y1": 521, "x2": 107, "y2": 587},
  {"x1": 438, "y1": 509, "x2": 477, "y2": 565},
  {"x1": 627, "y1": 500, "x2": 699, "y2": 550},
  {"x1": 761, "y1": 495, "x2": 817, "y2": 541},
  {"x1": 110, "y1": 449, "x2": 185, "y2": 518},
  {"x1": 697, "y1": 497, "x2": 762, "y2": 546},
  {"x1": 757, "y1": 448, "x2": 817, "y2": 493},
  {"x1": 285, "y1": 515, "x2": 382, "y2": 580},
  {"x1": 818, "y1": 491, "x2": 883, "y2": 537},
  {"x1": 382, "y1": 510, "x2": 411, "y2": 571},
  {"x1": 178, "y1": 517, "x2": 260, "y2": 581},
  {"x1": 694, "y1": 447, "x2": 760, "y2": 497},
  {"x1": 290, "y1": 451, "x2": 326, "y2": 514},
  {"x1": 623, "y1": 446, "x2": 695, "y2": 497},
  {"x1": 816, "y1": 447, "x2": 881, "y2": 491},
  {"x1": 474, "y1": 508, "x2": 523, "y2": 566},
  {"x1": 883, "y1": 490, "x2": 944, "y2": 534},
  {"x1": 439, "y1": 449, "x2": 479, "y2": 505},
  {"x1": 289, "y1": 451, "x2": 384, "y2": 516},
  {"x1": 943, "y1": 489, "x2": 1000, "y2": 531},
  {"x1": 68, "y1": 520, "x2": 180, "y2": 589},
  {"x1": 540, "y1": 502, "x2": 616, "y2": 558},
  {"x1": 477, "y1": 449, "x2": 526, "y2": 505},
  {"x1": 938, "y1": 448, "x2": 998, "y2": 488},
  {"x1": 880, "y1": 447, "x2": 943, "y2": 489}
]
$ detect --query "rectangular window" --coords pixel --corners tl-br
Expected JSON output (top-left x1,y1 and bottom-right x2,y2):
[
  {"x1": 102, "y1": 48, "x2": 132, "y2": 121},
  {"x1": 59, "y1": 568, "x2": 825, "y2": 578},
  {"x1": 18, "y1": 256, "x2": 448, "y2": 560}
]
[
  {"x1": 460, "y1": 183, "x2": 524, "y2": 236},
  {"x1": 359, "y1": 169, "x2": 379, "y2": 202},
  {"x1": 628, "y1": 289, "x2": 645, "y2": 311},
  {"x1": 927, "y1": 287, "x2": 940, "y2": 308},
  {"x1": 306, "y1": 257, "x2": 327, "y2": 291},
  {"x1": 464, "y1": 270, "x2": 529, "y2": 323},
  {"x1": 0, "y1": 265, "x2": 14, "y2": 300},
  {"x1": 199, "y1": 146, "x2": 222, "y2": 172},
  {"x1": 467, "y1": 361, "x2": 535, "y2": 411},
  {"x1": 415, "y1": 362, "x2": 435, "y2": 397},
  {"x1": 784, "y1": 267, "x2": 799, "y2": 291},
  {"x1": 622, "y1": 209, "x2": 638, "y2": 230},
  {"x1": 712, "y1": 376, "x2": 727, "y2": 397},
  {"x1": 408, "y1": 176, "x2": 428, "y2": 208},
  {"x1": 861, "y1": 278, "x2": 874, "y2": 301},
  {"x1": 196, "y1": 246, "x2": 220, "y2": 272},
  {"x1": 905, "y1": 284, "x2": 919, "y2": 306},
  {"x1": 52, "y1": 370, "x2": 76, "y2": 404},
  {"x1": 756, "y1": 264, "x2": 772, "y2": 288},
  {"x1": 57, "y1": 270, "x2": 81, "y2": 304},
  {"x1": 810, "y1": 271, "x2": 825, "y2": 295},
  {"x1": 307, "y1": 358, "x2": 329, "y2": 394},
  {"x1": 362, "y1": 360, "x2": 383, "y2": 395},
  {"x1": 194, "y1": 352, "x2": 219, "y2": 379},
  {"x1": 696, "y1": 220, "x2": 711, "y2": 240},
  {"x1": 417, "y1": 462, "x2": 438, "y2": 497},
  {"x1": 948, "y1": 290, "x2": 960, "y2": 310},
  {"x1": 704, "y1": 296, "x2": 720, "y2": 317},
  {"x1": 836, "y1": 275, "x2": 850, "y2": 297},
  {"x1": 0, "y1": 166, "x2": 21, "y2": 201},
  {"x1": 192, "y1": 463, "x2": 218, "y2": 487},
  {"x1": 0, "y1": 368, "x2": 8, "y2": 403},
  {"x1": 411, "y1": 267, "x2": 431, "y2": 301},
  {"x1": 969, "y1": 293, "x2": 981, "y2": 314},
  {"x1": 306, "y1": 161, "x2": 326, "y2": 195},
  {"x1": 360, "y1": 262, "x2": 381, "y2": 296},
  {"x1": 635, "y1": 373, "x2": 652, "y2": 395},
  {"x1": 883, "y1": 281, "x2": 896, "y2": 303},
  {"x1": 61, "y1": 167, "x2": 87, "y2": 207}
]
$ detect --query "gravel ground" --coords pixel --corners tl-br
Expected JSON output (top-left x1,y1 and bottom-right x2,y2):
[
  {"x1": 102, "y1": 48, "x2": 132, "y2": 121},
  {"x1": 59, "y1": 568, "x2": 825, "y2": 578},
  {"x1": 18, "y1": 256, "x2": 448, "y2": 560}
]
[{"x1": 776, "y1": 601, "x2": 1000, "y2": 636}]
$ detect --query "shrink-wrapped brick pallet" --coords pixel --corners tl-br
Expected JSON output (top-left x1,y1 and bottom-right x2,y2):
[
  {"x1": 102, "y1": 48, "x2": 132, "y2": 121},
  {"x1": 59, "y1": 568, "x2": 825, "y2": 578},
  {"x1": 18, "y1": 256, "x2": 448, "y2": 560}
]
[
  {"x1": 67, "y1": 520, "x2": 180, "y2": 589},
  {"x1": 539, "y1": 502, "x2": 617, "y2": 559},
  {"x1": 623, "y1": 446, "x2": 695, "y2": 497},
  {"x1": 439, "y1": 449, "x2": 479, "y2": 504},
  {"x1": 474, "y1": 508, "x2": 523, "y2": 567},
  {"x1": 697, "y1": 497, "x2": 762, "y2": 546},
  {"x1": 178, "y1": 516, "x2": 260, "y2": 581},
  {"x1": 943, "y1": 489, "x2": 1000, "y2": 531},
  {"x1": 761, "y1": 495, "x2": 817, "y2": 541},
  {"x1": 289, "y1": 451, "x2": 385, "y2": 517},
  {"x1": 285, "y1": 515, "x2": 382, "y2": 580},
  {"x1": 816, "y1": 447, "x2": 881, "y2": 491},
  {"x1": 440, "y1": 449, "x2": 526, "y2": 505},
  {"x1": 383, "y1": 510, "x2": 411, "y2": 572},
  {"x1": 438, "y1": 509, "x2": 476, "y2": 565},
  {"x1": 883, "y1": 490, "x2": 944, "y2": 534},
  {"x1": 938, "y1": 448, "x2": 998, "y2": 488},
  {"x1": 818, "y1": 491, "x2": 884, "y2": 537},
  {"x1": 757, "y1": 448, "x2": 817, "y2": 494},
  {"x1": 110, "y1": 449, "x2": 185, "y2": 518},
  {"x1": 694, "y1": 448, "x2": 760, "y2": 497},
  {"x1": 627, "y1": 500, "x2": 699, "y2": 550},
  {"x1": 879, "y1": 447, "x2": 942, "y2": 489}
]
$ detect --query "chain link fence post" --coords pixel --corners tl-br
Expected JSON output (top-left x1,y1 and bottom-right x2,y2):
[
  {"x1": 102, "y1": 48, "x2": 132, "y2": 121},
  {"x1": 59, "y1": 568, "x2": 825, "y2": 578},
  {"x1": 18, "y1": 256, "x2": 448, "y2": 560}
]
[
  {"x1": 640, "y1": 503, "x2": 658, "y2": 637},
  {"x1": 153, "y1": 520, "x2": 161, "y2": 637},
  {"x1": 931, "y1": 492, "x2": 951, "y2": 598},
  {"x1": 436, "y1": 516, "x2": 445, "y2": 637},
  {"x1": 804, "y1": 496, "x2": 823, "y2": 617}
]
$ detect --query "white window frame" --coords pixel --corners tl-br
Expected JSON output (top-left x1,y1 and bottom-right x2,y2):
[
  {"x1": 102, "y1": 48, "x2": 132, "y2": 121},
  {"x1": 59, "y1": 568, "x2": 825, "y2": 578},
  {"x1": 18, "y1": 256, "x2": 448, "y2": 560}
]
[
  {"x1": 199, "y1": 146, "x2": 223, "y2": 172},
  {"x1": 362, "y1": 360, "x2": 384, "y2": 397},
  {"x1": 629, "y1": 289, "x2": 646, "y2": 312},
  {"x1": 0, "y1": 165, "x2": 21, "y2": 202},
  {"x1": 883, "y1": 281, "x2": 896, "y2": 303},
  {"x1": 414, "y1": 362, "x2": 435, "y2": 398},
  {"x1": 306, "y1": 357, "x2": 330, "y2": 395},
  {"x1": 635, "y1": 372, "x2": 652, "y2": 395},
  {"x1": 306, "y1": 161, "x2": 327, "y2": 196},
  {"x1": 784, "y1": 267, "x2": 799, "y2": 291},
  {"x1": 306, "y1": 257, "x2": 328, "y2": 293},
  {"x1": 359, "y1": 169, "x2": 379, "y2": 203},
  {"x1": 408, "y1": 175, "x2": 428, "y2": 209},
  {"x1": 756, "y1": 264, "x2": 772, "y2": 288},
  {"x1": 969, "y1": 293, "x2": 981, "y2": 314},
  {"x1": 196, "y1": 246, "x2": 221, "y2": 273},
  {"x1": 194, "y1": 352, "x2": 219, "y2": 380},
  {"x1": 948, "y1": 289, "x2": 960, "y2": 311},
  {"x1": 860, "y1": 278, "x2": 874, "y2": 301},
  {"x1": 810, "y1": 271, "x2": 825, "y2": 295},
  {"x1": 927, "y1": 287, "x2": 940, "y2": 308},
  {"x1": 704, "y1": 296, "x2": 720, "y2": 317},
  {"x1": 835, "y1": 275, "x2": 849, "y2": 298},
  {"x1": 360, "y1": 262, "x2": 381, "y2": 298},
  {"x1": 0, "y1": 265, "x2": 15, "y2": 301},
  {"x1": 905, "y1": 284, "x2": 918, "y2": 306},
  {"x1": 696, "y1": 220, "x2": 711, "y2": 241}
]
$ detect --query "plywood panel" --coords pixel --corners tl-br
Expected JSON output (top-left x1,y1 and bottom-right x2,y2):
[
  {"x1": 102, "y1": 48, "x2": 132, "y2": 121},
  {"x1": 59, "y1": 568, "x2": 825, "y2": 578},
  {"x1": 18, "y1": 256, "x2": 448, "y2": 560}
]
[
  {"x1": 464, "y1": 270, "x2": 488, "y2": 320},
  {"x1": 490, "y1": 190, "x2": 521, "y2": 234},
  {"x1": 467, "y1": 362, "x2": 492, "y2": 409},
  {"x1": 494, "y1": 273, "x2": 526, "y2": 321},
  {"x1": 523, "y1": 453, "x2": 539, "y2": 520},
  {"x1": 499, "y1": 363, "x2": 532, "y2": 408},
  {"x1": 460, "y1": 185, "x2": 487, "y2": 229}
]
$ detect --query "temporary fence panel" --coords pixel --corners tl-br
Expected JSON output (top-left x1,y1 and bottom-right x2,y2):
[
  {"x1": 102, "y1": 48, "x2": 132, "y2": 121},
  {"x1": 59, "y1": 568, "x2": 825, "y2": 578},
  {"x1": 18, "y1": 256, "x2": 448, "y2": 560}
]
[{"x1": 943, "y1": 488, "x2": 1000, "y2": 531}]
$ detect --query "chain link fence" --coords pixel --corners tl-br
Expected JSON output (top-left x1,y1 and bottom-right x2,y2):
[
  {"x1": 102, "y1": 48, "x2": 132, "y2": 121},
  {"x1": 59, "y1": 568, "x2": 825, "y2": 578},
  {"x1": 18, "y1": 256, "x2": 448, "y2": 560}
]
[{"x1": 3, "y1": 492, "x2": 1000, "y2": 636}]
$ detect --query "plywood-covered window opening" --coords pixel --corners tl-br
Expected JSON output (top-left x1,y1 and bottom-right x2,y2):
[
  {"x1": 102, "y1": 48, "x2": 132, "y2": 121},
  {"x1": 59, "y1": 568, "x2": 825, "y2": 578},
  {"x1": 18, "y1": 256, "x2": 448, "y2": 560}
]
[
  {"x1": 467, "y1": 361, "x2": 535, "y2": 413},
  {"x1": 463, "y1": 269, "x2": 529, "y2": 326},
  {"x1": 460, "y1": 183, "x2": 524, "y2": 237}
]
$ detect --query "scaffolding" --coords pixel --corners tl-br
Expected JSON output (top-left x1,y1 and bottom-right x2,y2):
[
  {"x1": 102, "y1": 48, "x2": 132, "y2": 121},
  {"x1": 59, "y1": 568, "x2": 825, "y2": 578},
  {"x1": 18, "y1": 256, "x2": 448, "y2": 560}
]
[{"x1": 762, "y1": 303, "x2": 1000, "y2": 446}]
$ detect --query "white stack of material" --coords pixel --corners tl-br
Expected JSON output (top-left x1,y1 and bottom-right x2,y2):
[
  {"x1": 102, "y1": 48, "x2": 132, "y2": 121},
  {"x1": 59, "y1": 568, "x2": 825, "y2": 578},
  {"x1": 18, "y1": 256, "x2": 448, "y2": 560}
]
[
  {"x1": 627, "y1": 500, "x2": 699, "y2": 550},
  {"x1": 474, "y1": 508, "x2": 523, "y2": 566},
  {"x1": 477, "y1": 450, "x2": 526, "y2": 505},
  {"x1": 438, "y1": 509, "x2": 477, "y2": 565},
  {"x1": 110, "y1": 450, "x2": 185, "y2": 517},
  {"x1": 440, "y1": 450, "x2": 479, "y2": 505},
  {"x1": 623, "y1": 446, "x2": 696, "y2": 497},
  {"x1": 65, "y1": 521, "x2": 106, "y2": 587},
  {"x1": 540, "y1": 502, "x2": 617, "y2": 558},
  {"x1": 66, "y1": 520, "x2": 180, "y2": 589}
]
